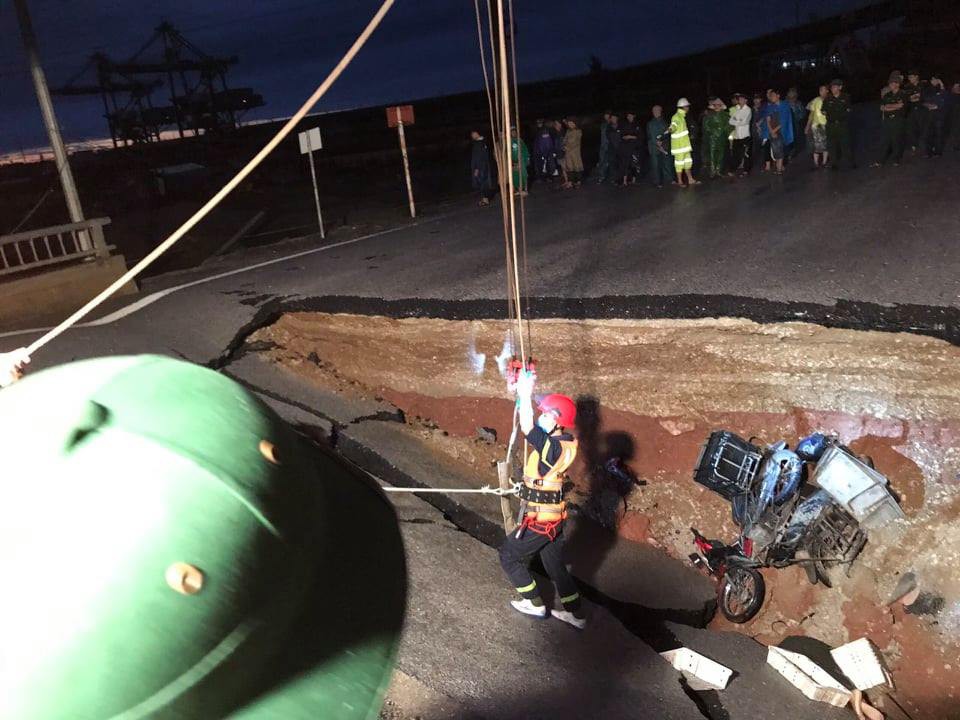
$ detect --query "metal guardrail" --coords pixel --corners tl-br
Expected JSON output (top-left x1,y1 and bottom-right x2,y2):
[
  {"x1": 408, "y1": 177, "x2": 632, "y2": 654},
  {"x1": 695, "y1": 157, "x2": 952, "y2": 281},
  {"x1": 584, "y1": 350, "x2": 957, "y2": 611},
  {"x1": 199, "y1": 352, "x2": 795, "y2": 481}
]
[{"x1": 0, "y1": 217, "x2": 112, "y2": 278}]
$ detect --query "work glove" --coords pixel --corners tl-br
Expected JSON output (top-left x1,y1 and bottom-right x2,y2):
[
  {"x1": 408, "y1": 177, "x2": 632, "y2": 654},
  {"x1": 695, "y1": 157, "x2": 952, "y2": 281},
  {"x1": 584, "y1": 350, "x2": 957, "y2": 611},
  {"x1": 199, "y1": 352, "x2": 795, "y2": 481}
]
[
  {"x1": 515, "y1": 368, "x2": 536, "y2": 399},
  {"x1": 0, "y1": 347, "x2": 30, "y2": 388}
]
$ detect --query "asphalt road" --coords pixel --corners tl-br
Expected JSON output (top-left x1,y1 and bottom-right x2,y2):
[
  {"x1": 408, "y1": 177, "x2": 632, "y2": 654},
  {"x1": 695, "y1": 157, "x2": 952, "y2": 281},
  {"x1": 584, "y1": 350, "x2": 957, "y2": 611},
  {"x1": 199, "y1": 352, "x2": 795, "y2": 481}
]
[
  {"x1": 3, "y1": 147, "x2": 959, "y2": 367},
  {"x1": 5, "y1": 153, "x2": 941, "y2": 718}
]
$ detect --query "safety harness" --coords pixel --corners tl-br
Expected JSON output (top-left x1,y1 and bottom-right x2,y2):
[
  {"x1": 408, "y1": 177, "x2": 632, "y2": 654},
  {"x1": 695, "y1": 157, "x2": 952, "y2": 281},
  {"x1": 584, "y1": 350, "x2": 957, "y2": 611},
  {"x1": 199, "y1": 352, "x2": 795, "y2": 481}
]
[{"x1": 518, "y1": 432, "x2": 577, "y2": 537}]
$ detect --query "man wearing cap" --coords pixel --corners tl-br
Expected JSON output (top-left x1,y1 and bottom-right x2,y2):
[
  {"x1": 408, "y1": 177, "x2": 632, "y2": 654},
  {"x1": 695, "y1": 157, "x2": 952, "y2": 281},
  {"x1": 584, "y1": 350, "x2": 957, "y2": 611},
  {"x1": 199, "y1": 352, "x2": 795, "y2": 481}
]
[
  {"x1": 822, "y1": 79, "x2": 855, "y2": 169},
  {"x1": 669, "y1": 98, "x2": 698, "y2": 186},
  {"x1": 728, "y1": 93, "x2": 752, "y2": 176},
  {"x1": 874, "y1": 72, "x2": 907, "y2": 167},
  {"x1": 903, "y1": 70, "x2": 925, "y2": 152}
]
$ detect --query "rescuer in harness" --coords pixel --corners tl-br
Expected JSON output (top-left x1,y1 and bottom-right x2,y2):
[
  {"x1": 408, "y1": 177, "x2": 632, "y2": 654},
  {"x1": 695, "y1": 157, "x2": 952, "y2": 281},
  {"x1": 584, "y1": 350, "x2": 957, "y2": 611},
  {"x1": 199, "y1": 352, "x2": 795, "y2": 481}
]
[{"x1": 498, "y1": 369, "x2": 586, "y2": 629}]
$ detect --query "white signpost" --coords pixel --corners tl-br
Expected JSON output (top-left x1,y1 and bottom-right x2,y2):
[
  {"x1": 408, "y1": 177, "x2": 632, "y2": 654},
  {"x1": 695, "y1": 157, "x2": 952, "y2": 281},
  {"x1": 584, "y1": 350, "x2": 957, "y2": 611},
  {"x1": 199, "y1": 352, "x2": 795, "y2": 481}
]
[{"x1": 298, "y1": 126, "x2": 325, "y2": 239}]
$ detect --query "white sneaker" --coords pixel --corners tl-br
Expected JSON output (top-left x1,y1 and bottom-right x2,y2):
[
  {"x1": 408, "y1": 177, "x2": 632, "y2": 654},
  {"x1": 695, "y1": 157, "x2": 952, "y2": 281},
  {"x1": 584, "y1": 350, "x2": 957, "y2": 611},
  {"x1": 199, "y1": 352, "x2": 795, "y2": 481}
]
[
  {"x1": 510, "y1": 599, "x2": 547, "y2": 618},
  {"x1": 552, "y1": 609, "x2": 587, "y2": 630}
]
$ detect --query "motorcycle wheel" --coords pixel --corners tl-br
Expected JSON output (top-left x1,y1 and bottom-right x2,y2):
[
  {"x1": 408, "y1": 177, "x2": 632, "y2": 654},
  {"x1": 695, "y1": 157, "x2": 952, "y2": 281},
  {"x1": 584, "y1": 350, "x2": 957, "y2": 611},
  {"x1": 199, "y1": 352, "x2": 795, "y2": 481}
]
[{"x1": 719, "y1": 567, "x2": 765, "y2": 623}]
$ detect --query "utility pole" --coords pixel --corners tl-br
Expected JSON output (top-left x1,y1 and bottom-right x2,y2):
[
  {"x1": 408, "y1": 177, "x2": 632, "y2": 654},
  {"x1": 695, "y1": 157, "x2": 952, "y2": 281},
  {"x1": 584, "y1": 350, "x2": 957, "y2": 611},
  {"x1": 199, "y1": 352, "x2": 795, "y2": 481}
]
[{"x1": 14, "y1": 0, "x2": 89, "y2": 248}]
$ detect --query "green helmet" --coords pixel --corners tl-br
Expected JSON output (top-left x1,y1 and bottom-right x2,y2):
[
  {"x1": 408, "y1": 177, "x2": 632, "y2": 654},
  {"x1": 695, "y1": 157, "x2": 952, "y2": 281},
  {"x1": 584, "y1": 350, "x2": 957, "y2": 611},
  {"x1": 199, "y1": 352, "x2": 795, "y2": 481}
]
[{"x1": 0, "y1": 355, "x2": 406, "y2": 719}]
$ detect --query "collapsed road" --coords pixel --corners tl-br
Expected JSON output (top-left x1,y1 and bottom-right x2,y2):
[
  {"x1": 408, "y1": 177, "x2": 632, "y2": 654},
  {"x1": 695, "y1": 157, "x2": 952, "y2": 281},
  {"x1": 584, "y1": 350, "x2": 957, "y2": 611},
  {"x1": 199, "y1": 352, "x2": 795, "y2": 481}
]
[
  {"x1": 2, "y1": 158, "x2": 959, "y2": 719},
  {"x1": 247, "y1": 309, "x2": 960, "y2": 719}
]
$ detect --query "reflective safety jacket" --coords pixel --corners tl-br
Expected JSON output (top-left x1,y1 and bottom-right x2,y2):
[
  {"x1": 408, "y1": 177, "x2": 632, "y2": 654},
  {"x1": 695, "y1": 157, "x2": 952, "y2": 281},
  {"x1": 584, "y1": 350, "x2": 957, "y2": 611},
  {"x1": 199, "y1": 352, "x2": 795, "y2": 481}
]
[
  {"x1": 669, "y1": 110, "x2": 692, "y2": 155},
  {"x1": 520, "y1": 432, "x2": 578, "y2": 522}
]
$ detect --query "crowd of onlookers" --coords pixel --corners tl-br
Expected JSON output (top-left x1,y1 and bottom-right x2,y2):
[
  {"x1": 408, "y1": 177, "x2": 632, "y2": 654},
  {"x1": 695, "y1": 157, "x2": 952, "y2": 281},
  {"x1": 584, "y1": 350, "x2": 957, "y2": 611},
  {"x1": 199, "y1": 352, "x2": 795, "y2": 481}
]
[{"x1": 469, "y1": 70, "x2": 960, "y2": 202}]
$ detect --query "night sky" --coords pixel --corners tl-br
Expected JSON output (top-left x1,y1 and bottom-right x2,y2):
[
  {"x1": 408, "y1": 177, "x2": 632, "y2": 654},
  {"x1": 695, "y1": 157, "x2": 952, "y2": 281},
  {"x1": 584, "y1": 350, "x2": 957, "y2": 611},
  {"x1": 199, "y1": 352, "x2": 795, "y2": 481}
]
[{"x1": 0, "y1": 0, "x2": 874, "y2": 151}]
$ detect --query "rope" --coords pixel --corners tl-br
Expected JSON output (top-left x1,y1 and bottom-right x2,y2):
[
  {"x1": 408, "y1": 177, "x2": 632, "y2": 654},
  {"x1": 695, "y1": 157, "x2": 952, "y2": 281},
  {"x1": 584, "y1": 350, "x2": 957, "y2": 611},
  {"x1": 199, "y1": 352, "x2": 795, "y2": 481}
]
[
  {"x1": 507, "y1": 0, "x2": 533, "y2": 359},
  {"x1": 24, "y1": 0, "x2": 395, "y2": 357},
  {"x1": 381, "y1": 483, "x2": 519, "y2": 496},
  {"x1": 473, "y1": 0, "x2": 499, "y2": 158},
  {"x1": 493, "y1": 0, "x2": 526, "y2": 362},
  {"x1": 474, "y1": 0, "x2": 515, "y2": 347}
]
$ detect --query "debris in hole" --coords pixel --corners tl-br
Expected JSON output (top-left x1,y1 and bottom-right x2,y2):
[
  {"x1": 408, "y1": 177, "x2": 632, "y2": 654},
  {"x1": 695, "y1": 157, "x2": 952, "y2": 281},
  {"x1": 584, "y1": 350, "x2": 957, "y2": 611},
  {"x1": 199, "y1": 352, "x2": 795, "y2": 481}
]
[
  {"x1": 476, "y1": 426, "x2": 497, "y2": 444},
  {"x1": 887, "y1": 572, "x2": 919, "y2": 606},
  {"x1": 903, "y1": 592, "x2": 944, "y2": 617},
  {"x1": 767, "y1": 645, "x2": 852, "y2": 707},
  {"x1": 241, "y1": 339, "x2": 277, "y2": 354},
  {"x1": 831, "y1": 638, "x2": 893, "y2": 692},
  {"x1": 660, "y1": 647, "x2": 732, "y2": 690}
]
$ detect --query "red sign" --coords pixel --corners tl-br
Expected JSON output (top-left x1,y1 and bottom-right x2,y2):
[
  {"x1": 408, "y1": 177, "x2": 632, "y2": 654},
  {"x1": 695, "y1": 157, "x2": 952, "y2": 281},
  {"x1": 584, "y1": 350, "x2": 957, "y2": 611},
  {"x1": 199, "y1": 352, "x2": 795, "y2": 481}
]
[{"x1": 386, "y1": 105, "x2": 415, "y2": 127}]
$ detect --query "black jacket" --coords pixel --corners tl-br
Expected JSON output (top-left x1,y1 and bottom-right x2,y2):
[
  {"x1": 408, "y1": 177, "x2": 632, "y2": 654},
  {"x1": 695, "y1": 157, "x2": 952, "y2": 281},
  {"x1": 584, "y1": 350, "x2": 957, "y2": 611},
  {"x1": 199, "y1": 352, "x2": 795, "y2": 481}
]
[{"x1": 471, "y1": 137, "x2": 492, "y2": 185}]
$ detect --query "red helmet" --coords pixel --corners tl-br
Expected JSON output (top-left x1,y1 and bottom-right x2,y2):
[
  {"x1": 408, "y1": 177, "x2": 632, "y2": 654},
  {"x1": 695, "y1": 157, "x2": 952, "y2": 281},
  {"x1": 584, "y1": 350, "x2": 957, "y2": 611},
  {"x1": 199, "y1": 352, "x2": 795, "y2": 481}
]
[{"x1": 537, "y1": 394, "x2": 576, "y2": 427}]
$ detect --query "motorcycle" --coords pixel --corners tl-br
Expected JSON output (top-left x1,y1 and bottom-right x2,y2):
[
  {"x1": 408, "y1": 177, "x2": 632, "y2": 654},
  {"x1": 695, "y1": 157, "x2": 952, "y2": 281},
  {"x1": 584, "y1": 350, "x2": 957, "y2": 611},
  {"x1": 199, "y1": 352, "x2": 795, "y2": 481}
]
[
  {"x1": 690, "y1": 527, "x2": 765, "y2": 623},
  {"x1": 689, "y1": 431, "x2": 891, "y2": 623}
]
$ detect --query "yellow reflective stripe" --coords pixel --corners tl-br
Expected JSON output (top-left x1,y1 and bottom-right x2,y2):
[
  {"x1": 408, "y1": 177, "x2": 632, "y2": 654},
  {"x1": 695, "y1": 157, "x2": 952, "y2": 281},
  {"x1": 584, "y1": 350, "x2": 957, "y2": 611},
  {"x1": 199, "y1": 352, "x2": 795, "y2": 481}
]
[
  {"x1": 516, "y1": 581, "x2": 537, "y2": 594},
  {"x1": 670, "y1": 130, "x2": 689, "y2": 138},
  {"x1": 560, "y1": 592, "x2": 580, "y2": 604},
  {"x1": 540, "y1": 437, "x2": 554, "y2": 468}
]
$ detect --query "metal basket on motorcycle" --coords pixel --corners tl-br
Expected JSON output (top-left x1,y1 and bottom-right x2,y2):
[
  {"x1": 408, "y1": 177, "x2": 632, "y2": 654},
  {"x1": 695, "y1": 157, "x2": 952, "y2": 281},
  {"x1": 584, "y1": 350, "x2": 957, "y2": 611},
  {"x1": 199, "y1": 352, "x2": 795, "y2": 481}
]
[
  {"x1": 809, "y1": 445, "x2": 906, "y2": 530},
  {"x1": 693, "y1": 431, "x2": 764, "y2": 500}
]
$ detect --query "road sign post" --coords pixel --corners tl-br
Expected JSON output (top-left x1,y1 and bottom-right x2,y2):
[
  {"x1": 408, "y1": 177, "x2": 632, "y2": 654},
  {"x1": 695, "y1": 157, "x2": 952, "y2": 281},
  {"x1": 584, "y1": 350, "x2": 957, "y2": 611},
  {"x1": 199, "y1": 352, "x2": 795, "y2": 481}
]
[
  {"x1": 387, "y1": 105, "x2": 415, "y2": 219},
  {"x1": 298, "y1": 126, "x2": 325, "y2": 239}
]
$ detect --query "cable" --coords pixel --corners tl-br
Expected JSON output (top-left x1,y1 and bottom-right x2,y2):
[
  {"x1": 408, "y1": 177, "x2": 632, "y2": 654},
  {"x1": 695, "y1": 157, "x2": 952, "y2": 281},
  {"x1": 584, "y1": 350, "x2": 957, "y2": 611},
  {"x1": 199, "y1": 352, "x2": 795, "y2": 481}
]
[
  {"x1": 507, "y1": 0, "x2": 533, "y2": 360},
  {"x1": 493, "y1": 0, "x2": 525, "y2": 363},
  {"x1": 25, "y1": 0, "x2": 395, "y2": 357},
  {"x1": 475, "y1": 0, "x2": 515, "y2": 351}
]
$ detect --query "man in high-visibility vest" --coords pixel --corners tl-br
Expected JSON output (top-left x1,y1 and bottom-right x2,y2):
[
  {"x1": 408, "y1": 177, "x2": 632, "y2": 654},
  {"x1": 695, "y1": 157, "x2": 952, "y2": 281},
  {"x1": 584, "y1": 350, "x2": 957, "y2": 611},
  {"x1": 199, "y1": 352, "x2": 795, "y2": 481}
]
[
  {"x1": 670, "y1": 97, "x2": 699, "y2": 187},
  {"x1": 498, "y1": 369, "x2": 586, "y2": 629}
]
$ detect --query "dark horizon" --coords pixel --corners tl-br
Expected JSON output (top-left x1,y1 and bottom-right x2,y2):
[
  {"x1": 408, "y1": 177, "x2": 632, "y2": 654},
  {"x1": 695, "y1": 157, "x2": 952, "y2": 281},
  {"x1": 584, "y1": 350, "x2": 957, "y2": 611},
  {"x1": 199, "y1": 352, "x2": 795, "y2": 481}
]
[{"x1": 0, "y1": 0, "x2": 876, "y2": 152}]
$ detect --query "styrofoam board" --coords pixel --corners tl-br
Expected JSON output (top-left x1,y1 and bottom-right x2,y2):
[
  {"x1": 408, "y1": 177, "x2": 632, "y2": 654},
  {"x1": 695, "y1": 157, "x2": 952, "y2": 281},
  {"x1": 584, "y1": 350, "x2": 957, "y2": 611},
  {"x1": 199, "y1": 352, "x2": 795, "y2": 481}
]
[
  {"x1": 830, "y1": 638, "x2": 892, "y2": 691},
  {"x1": 660, "y1": 648, "x2": 732, "y2": 690},
  {"x1": 767, "y1": 646, "x2": 852, "y2": 707}
]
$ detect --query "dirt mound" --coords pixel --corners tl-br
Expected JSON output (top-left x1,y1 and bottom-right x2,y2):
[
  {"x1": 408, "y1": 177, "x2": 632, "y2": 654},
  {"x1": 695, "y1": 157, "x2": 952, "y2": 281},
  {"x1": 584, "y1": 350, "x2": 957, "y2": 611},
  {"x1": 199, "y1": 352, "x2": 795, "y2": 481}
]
[{"x1": 254, "y1": 312, "x2": 960, "y2": 717}]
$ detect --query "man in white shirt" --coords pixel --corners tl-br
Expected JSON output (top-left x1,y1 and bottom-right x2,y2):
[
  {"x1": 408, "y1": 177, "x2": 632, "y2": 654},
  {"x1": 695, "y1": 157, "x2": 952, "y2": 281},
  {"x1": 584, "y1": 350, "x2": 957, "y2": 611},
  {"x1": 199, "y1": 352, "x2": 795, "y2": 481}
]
[{"x1": 728, "y1": 93, "x2": 752, "y2": 176}]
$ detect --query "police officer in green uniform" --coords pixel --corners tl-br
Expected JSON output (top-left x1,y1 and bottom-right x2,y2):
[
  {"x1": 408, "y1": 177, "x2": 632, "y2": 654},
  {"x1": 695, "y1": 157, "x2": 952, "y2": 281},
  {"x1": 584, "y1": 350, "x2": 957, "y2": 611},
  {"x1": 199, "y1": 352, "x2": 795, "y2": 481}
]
[
  {"x1": 0, "y1": 355, "x2": 406, "y2": 720},
  {"x1": 822, "y1": 78, "x2": 855, "y2": 170},
  {"x1": 875, "y1": 71, "x2": 907, "y2": 166}
]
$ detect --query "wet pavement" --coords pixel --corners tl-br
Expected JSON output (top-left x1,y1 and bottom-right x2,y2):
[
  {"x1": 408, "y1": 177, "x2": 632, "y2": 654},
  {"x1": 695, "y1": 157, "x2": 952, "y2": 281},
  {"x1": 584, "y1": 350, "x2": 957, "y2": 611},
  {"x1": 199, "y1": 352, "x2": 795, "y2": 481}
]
[
  {"x1": 3, "y1": 148, "x2": 960, "y2": 365},
  {"x1": 2, "y1": 140, "x2": 959, "y2": 720}
]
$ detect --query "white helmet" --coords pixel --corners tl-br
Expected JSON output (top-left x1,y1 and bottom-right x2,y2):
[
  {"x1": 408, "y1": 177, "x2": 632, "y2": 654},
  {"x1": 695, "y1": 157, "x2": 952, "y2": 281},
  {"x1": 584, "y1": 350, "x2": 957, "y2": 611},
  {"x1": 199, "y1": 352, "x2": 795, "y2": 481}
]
[{"x1": 677, "y1": 97, "x2": 691, "y2": 108}]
